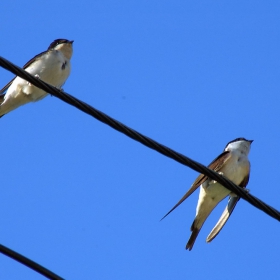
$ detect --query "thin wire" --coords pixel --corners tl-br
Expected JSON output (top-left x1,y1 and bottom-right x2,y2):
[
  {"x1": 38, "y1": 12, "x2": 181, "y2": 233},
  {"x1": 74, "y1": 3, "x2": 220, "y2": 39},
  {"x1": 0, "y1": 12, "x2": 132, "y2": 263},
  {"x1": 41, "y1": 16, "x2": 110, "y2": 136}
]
[
  {"x1": 0, "y1": 56, "x2": 279, "y2": 225},
  {"x1": 0, "y1": 244, "x2": 64, "y2": 280}
]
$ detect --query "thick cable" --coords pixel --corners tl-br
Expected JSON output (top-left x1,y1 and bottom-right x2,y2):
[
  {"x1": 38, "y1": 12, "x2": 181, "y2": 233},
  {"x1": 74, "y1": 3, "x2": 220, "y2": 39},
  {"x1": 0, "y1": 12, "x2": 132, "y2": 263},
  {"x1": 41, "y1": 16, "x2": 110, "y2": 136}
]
[
  {"x1": 0, "y1": 244, "x2": 64, "y2": 280},
  {"x1": 0, "y1": 56, "x2": 279, "y2": 224}
]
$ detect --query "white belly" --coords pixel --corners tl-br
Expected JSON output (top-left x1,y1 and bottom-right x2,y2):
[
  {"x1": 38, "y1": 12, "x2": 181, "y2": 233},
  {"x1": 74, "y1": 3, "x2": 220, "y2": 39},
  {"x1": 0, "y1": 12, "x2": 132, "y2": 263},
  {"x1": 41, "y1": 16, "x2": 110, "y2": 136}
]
[
  {"x1": 0, "y1": 50, "x2": 71, "y2": 115},
  {"x1": 195, "y1": 152, "x2": 250, "y2": 226},
  {"x1": 21, "y1": 50, "x2": 71, "y2": 101}
]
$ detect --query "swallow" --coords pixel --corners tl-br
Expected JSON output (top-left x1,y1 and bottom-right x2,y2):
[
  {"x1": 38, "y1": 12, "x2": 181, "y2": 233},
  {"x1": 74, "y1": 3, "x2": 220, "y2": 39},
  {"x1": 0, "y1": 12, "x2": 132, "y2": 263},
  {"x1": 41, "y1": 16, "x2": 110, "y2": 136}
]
[
  {"x1": 0, "y1": 39, "x2": 74, "y2": 117},
  {"x1": 162, "y1": 137, "x2": 253, "y2": 250}
]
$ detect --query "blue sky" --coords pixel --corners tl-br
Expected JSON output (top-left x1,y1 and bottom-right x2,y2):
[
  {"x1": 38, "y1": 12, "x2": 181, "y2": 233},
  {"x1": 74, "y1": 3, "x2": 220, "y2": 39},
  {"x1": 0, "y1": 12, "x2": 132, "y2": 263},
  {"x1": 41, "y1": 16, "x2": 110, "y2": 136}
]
[{"x1": 1, "y1": 1, "x2": 280, "y2": 279}]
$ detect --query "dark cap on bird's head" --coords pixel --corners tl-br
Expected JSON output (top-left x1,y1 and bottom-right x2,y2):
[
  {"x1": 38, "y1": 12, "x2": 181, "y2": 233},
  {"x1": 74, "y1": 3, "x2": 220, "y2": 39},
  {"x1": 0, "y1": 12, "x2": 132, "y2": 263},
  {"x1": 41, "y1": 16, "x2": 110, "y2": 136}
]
[
  {"x1": 225, "y1": 137, "x2": 253, "y2": 147},
  {"x1": 48, "y1": 39, "x2": 74, "y2": 50}
]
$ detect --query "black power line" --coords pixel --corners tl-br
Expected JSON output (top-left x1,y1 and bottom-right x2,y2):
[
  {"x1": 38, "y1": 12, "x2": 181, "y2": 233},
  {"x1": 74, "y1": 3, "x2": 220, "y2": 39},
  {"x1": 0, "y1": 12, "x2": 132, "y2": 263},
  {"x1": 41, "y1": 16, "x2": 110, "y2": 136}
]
[
  {"x1": 0, "y1": 54, "x2": 280, "y2": 277},
  {"x1": 0, "y1": 55, "x2": 279, "y2": 222},
  {"x1": 0, "y1": 244, "x2": 64, "y2": 280}
]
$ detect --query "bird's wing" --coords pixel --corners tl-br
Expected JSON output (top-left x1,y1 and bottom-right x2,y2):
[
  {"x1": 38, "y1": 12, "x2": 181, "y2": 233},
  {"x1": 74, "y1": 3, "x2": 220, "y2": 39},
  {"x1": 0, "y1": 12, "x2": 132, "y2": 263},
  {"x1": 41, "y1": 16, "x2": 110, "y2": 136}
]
[
  {"x1": 0, "y1": 80, "x2": 14, "y2": 95},
  {"x1": 0, "y1": 50, "x2": 49, "y2": 95},
  {"x1": 206, "y1": 173, "x2": 250, "y2": 242},
  {"x1": 161, "y1": 151, "x2": 231, "y2": 220},
  {"x1": 191, "y1": 151, "x2": 231, "y2": 187}
]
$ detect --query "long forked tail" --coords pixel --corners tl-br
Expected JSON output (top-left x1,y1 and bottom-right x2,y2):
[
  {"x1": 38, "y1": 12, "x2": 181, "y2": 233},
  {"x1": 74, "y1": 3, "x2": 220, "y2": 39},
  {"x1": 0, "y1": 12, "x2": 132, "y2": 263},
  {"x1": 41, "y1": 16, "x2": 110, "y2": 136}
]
[
  {"x1": 185, "y1": 221, "x2": 201, "y2": 251},
  {"x1": 206, "y1": 196, "x2": 239, "y2": 243}
]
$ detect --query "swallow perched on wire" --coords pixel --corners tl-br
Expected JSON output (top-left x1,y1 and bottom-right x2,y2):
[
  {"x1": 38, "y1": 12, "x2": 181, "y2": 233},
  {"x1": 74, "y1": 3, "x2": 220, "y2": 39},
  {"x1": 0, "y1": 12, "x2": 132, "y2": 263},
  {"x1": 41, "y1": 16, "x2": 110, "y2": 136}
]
[
  {"x1": 0, "y1": 39, "x2": 74, "y2": 117},
  {"x1": 161, "y1": 137, "x2": 253, "y2": 250}
]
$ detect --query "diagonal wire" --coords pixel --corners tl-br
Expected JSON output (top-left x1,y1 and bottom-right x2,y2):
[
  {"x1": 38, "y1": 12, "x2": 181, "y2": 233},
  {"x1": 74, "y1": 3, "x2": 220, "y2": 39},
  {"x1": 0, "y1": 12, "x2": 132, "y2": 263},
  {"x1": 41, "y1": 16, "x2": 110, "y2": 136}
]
[
  {"x1": 0, "y1": 56, "x2": 279, "y2": 224},
  {"x1": 0, "y1": 244, "x2": 64, "y2": 280}
]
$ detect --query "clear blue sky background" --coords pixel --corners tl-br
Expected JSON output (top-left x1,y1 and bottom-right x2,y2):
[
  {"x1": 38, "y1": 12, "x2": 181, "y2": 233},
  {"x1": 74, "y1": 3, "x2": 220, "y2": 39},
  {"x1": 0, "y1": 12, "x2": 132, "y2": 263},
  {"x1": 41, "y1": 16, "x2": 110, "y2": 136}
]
[{"x1": 1, "y1": 1, "x2": 280, "y2": 279}]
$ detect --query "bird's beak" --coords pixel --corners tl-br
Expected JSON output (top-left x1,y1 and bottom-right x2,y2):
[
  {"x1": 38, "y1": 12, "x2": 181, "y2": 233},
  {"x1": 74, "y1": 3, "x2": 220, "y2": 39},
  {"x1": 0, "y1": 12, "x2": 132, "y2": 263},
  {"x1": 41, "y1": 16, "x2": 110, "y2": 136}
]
[
  {"x1": 70, "y1": 40, "x2": 74, "y2": 44},
  {"x1": 249, "y1": 140, "x2": 254, "y2": 144}
]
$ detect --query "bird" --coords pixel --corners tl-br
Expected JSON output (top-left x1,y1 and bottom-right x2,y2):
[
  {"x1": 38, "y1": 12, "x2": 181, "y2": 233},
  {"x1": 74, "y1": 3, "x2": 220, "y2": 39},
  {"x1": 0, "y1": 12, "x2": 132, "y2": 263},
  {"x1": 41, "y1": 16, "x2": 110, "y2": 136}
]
[
  {"x1": 0, "y1": 39, "x2": 74, "y2": 117},
  {"x1": 161, "y1": 137, "x2": 253, "y2": 251}
]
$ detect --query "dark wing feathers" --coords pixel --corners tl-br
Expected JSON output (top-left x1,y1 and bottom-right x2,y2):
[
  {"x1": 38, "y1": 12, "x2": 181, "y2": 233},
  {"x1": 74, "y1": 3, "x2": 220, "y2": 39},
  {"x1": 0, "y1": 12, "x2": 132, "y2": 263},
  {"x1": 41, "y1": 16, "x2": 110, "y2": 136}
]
[
  {"x1": 0, "y1": 94, "x2": 5, "y2": 103},
  {"x1": 0, "y1": 80, "x2": 14, "y2": 94},
  {"x1": 161, "y1": 151, "x2": 231, "y2": 220},
  {"x1": 21, "y1": 50, "x2": 48, "y2": 69},
  {"x1": 0, "y1": 50, "x2": 49, "y2": 95},
  {"x1": 160, "y1": 183, "x2": 202, "y2": 220},
  {"x1": 191, "y1": 151, "x2": 231, "y2": 188}
]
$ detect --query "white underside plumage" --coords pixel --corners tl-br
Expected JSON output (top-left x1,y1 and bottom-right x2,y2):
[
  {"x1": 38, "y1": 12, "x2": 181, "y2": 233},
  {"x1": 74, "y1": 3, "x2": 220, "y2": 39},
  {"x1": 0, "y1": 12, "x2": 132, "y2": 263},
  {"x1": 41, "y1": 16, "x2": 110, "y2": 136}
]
[
  {"x1": 185, "y1": 143, "x2": 251, "y2": 250},
  {"x1": 194, "y1": 150, "x2": 249, "y2": 230},
  {"x1": 0, "y1": 50, "x2": 71, "y2": 116}
]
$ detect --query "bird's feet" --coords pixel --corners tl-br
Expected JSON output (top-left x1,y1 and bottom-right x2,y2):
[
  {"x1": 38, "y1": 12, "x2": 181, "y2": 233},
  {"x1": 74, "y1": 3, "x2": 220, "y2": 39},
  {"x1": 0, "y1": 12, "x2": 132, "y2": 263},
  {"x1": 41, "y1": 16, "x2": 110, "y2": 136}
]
[
  {"x1": 211, "y1": 172, "x2": 224, "y2": 184},
  {"x1": 28, "y1": 74, "x2": 41, "y2": 86}
]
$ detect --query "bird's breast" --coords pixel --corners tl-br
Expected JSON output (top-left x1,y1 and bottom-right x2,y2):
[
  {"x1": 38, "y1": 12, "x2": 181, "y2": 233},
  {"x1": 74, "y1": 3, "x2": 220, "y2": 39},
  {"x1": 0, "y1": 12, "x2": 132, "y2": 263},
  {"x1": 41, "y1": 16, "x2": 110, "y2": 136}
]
[
  {"x1": 220, "y1": 154, "x2": 250, "y2": 186},
  {"x1": 27, "y1": 51, "x2": 71, "y2": 88}
]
